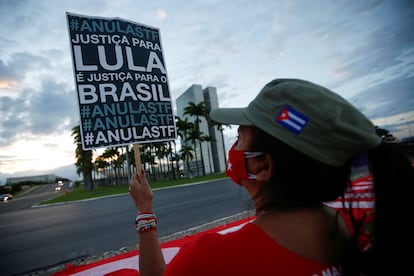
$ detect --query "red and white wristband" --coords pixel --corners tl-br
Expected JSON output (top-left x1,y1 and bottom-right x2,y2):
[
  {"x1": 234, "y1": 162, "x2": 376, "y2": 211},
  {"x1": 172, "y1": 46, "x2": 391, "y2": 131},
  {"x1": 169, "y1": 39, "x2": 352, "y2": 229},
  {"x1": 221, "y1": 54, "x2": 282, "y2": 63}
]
[{"x1": 135, "y1": 212, "x2": 157, "y2": 233}]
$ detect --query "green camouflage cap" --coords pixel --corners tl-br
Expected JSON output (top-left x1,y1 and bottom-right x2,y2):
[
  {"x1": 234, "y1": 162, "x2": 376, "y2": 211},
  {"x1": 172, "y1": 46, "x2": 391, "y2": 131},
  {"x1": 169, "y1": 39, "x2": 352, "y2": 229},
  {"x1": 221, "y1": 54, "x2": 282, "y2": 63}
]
[{"x1": 210, "y1": 78, "x2": 381, "y2": 167}]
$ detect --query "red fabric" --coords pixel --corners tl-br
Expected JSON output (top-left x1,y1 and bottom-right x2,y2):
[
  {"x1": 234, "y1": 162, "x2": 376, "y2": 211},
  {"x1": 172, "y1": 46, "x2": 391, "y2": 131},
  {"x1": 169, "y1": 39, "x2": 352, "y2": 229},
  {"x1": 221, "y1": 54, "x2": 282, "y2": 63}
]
[
  {"x1": 225, "y1": 142, "x2": 249, "y2": 185},
  {"x1": 53, "y1": 217, "x2": 255, "y2": 276},
  {"x1": 54, "y1": 176, "x2": 375, "y2": 275},
  {"x1": 325, "y1": 175, "x2": 375, "y2": 251},
  {"x1": 53, "y1": 250, "x2": 140, "y2": 275},
  {"x1": 104, "y1": 268, "x2": 139, "y2": 275},
  {"x1": 325, "y1": 175, "x2": 375, "y2": 219},
  {"x1": 164, "y1": 223, "x2": 342, "y2": 276}
]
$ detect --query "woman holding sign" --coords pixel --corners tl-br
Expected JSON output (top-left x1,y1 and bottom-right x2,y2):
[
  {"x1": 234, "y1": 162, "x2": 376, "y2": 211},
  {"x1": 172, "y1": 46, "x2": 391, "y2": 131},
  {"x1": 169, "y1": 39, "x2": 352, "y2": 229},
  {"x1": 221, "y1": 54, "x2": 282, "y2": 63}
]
[{"x1": 129, "y1": 78, "x2": 414, "y2": 275}]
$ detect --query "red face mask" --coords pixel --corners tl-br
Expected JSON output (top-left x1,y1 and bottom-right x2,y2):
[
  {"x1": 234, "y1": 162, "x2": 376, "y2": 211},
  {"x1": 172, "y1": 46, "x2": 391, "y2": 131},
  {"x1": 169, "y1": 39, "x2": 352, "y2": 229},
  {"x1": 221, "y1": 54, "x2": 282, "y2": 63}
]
[{"x1": 226, "y1": 142, "x2": 265, "y2": 185}]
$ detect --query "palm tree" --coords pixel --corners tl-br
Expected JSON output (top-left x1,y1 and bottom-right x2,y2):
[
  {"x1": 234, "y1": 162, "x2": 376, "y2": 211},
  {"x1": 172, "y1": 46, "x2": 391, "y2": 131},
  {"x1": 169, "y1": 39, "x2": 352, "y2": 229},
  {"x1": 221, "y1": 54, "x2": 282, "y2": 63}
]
[
  {"x1": 175, "y1": 116, "x2": 195, "y2": 176},
  {"x1": 94, "y1": 156, "x2": 109, "y2": 184},
  {"x1": 186, "y1": 127, "x2": 201, "y2": 176},
  {"x1": 184, "y1": 102, "x2": 209, "y2": 176},
  {"x1": 169, "y1": 140, "x2": 179, "y2": 180},
  {"x1": 139, "y1": 143, "x2": 152, "y2": 173},
  {"x1": 210, "y1": 120, "x2": 231, "y2": 165},
  {"x1": 127, "y1": 145, "x2": 137, "y2": 173},
  {"x1": 180, "y1": 145, "x2": 194, "y2": 177},
  {"x1": 71, "y1": 125, "x2": 94, "y2": 190},
  {"x1": 101, "y1": 147, "x2": 121, "y2": 185},
  {"x1": 153, "y1": 142, "x2": 169, "y2": 178},
  {"x1": 113, "y1": 152, "x2": 126, "y2": 185}
]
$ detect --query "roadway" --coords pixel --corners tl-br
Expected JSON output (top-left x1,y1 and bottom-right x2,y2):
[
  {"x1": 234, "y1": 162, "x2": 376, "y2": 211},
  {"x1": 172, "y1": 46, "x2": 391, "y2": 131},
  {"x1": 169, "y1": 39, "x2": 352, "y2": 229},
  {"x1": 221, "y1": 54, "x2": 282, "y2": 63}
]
[
  {"x1": 0, "y1": 183, "x2": 64, "y2": 213},
  {"x1": 0, "y1": 179, "x2": 252, "y2": 275}
]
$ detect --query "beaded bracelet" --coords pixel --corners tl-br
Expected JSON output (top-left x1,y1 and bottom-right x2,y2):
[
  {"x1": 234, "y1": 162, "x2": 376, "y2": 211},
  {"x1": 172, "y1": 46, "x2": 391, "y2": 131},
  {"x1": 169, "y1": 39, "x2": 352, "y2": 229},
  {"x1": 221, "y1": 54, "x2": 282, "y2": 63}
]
[{"x1": 135, "y1": 212, "x2": 157, "y2": 233}]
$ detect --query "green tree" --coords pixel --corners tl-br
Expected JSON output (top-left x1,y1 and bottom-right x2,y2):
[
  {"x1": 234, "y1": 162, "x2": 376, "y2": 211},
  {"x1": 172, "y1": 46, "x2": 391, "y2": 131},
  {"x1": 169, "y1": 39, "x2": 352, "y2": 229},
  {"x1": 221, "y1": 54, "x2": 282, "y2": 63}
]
[
  {"x1": 71, "y1": 125, "x2": 94, "y2": 190},
  {"x1": 186, "y1": 127, "x2": 201, "y2": 176},
  {"x1": 139, "y1": 143, "x2": 152, "y2": 173},
  {"x1": 175, "y1": 116, "x2": 195, "y2": 176},
  {"x1": 94, "y1": 156, "x2": 109, "y2": 185},
  {"x1": 180, "y1": 145, "x2": 194, "y2": 177},
  {"x1": 184, "y1": 102, "x2": 209, "y2": 176},
  {"x1": 101, "y1": 147, "x2": 121, "y2": 185},
  {"x1": 169, "y1": 140, "x2": 179, "y2": 180},
  {"x1": 209, "y1": 119, "x2": 231, "y2": 165},
  {"x1": 375, "y1": 126, "x2": 397, "y2": 142}
]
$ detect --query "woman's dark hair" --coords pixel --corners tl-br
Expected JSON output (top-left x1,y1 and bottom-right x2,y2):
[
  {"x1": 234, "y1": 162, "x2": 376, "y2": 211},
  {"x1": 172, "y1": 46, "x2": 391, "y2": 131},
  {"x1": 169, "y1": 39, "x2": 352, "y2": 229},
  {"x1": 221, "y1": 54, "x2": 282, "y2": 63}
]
[
  {"x1": 250, "y1": 127, "x2": 352, "y2": 211},
  {"x1": 250, "y1": 127, "x2": 414, "y2": 275},
  {"x1": 363, "y1": 142, "x2": 414, "y2": 275}
]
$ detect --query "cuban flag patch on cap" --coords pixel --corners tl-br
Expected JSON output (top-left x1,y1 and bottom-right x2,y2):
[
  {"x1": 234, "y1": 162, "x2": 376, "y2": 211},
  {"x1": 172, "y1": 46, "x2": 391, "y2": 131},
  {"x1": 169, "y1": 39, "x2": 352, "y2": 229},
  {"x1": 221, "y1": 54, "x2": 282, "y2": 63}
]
[{"x1": 276, "y1": 105, "x2": 309, "y2": 134}]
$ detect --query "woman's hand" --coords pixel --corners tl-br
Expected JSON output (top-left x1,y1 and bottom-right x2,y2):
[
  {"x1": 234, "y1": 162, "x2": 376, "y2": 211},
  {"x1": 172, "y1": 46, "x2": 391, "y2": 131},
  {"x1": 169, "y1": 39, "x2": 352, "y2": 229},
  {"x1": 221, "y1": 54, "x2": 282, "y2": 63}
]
[
  {"x1": 129, "y1": 171, "x2": 165, "y2": 276},
  {"x1": 129, "y1": 170, "x2": 153, "y2": 213}
]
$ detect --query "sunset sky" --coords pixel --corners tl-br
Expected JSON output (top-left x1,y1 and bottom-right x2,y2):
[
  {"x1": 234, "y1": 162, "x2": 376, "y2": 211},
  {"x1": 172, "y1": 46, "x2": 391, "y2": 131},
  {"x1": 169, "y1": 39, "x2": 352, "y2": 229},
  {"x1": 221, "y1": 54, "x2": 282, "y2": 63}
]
[{"x1": 0, "y1": 0, "x2": 413, "y2": 182}]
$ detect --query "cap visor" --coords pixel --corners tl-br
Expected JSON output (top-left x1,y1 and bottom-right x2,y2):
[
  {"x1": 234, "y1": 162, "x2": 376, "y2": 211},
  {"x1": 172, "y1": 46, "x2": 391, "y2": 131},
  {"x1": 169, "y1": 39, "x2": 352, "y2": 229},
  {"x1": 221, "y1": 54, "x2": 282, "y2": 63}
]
[{"x1": 209, "y1": 108, "x2": 252, "y2": 125}]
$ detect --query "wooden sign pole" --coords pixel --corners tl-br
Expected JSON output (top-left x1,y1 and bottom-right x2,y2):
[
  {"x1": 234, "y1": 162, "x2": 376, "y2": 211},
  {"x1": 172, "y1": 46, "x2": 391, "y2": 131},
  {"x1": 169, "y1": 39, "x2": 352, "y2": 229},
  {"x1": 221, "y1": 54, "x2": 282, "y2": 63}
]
[{"x1": 133, "y1": 144, "x2": 142, "y2": 173}]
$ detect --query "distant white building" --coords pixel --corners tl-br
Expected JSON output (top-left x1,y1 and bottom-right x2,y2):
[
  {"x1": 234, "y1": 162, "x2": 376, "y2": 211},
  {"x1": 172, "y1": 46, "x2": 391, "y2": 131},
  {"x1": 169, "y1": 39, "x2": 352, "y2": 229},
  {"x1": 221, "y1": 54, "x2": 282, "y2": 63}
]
[
  {"x1": 176, "y1": 84, "x2": 226, "y2": 176},
  {"x1": 6, "y1": 174, "x2": 57, "y2": 185}
]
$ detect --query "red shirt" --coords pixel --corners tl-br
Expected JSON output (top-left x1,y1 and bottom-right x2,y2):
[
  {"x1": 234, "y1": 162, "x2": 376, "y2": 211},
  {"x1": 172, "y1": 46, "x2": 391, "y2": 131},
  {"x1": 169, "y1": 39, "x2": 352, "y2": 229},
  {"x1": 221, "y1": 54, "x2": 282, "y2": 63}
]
[{"x1": 164, "y1": 223, "x2": 342, "y2": 276}]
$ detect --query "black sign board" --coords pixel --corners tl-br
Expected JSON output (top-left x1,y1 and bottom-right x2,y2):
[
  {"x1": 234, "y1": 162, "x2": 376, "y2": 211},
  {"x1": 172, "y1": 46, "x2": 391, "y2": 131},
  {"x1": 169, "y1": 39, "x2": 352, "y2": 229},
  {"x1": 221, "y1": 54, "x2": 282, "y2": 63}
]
[{"x1": 67, "y1": 12, "x2": 176, "y2": 150}]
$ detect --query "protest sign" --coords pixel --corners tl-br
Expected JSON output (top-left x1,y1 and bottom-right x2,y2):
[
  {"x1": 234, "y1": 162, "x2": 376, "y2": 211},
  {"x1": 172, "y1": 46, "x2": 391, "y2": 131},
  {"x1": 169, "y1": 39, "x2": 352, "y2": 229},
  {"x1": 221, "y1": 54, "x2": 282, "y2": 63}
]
[{"x1": 66, "y1": 12, "x2": 176, "y2": 151}]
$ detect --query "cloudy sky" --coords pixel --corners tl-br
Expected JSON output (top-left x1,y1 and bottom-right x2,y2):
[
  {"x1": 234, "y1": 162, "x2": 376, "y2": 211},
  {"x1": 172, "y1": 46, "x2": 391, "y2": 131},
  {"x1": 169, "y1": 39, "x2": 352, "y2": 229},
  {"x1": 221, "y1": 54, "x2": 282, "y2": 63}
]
[{"x1": 1, "y1": 0, "x2": 413, "y2": 182}]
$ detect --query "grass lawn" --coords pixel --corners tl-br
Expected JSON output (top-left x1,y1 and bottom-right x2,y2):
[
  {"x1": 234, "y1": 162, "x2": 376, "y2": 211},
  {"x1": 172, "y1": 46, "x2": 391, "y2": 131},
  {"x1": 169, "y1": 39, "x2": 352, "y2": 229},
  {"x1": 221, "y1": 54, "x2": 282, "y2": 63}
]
[{"x1": 41, "y1": 173, "x2": 226, "y2": 205}]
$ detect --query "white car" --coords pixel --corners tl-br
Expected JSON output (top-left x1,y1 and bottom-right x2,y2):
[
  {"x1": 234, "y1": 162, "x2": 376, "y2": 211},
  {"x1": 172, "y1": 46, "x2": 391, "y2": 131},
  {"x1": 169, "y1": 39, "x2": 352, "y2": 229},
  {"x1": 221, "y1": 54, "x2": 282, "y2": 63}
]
[{"x1": 1, "y1": 194, "x2": 13, "y2": 202}]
